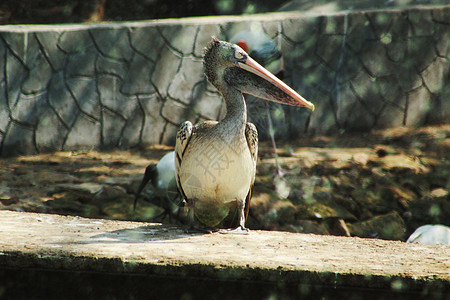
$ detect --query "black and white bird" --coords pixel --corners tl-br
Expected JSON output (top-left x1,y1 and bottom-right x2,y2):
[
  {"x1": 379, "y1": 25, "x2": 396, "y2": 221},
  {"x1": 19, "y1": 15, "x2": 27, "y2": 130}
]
[{"x1": 134, "y1": 151, "x2": 182, "y2": 221}]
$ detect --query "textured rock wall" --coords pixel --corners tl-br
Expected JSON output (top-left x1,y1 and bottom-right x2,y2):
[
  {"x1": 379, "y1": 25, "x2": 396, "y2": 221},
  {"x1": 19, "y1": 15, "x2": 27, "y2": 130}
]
[{"x1": 0, "y1": 6, "x2": 449, "y2": 156}]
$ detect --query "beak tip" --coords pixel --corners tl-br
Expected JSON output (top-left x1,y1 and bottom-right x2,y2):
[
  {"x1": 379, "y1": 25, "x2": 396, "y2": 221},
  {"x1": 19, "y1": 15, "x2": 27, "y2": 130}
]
[{"x1": 302, "y1": 100, "x2": 314, "y2": 111}]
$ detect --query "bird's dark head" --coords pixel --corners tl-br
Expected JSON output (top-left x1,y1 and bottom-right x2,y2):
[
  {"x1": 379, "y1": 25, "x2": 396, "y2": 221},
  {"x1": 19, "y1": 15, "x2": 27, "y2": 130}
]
[
  {"x1": 144, "y1": 163, "x2": 158, "y2": 187},
  {"x1": 203, "y1": 37, "x2": 314, "y2": 110}
]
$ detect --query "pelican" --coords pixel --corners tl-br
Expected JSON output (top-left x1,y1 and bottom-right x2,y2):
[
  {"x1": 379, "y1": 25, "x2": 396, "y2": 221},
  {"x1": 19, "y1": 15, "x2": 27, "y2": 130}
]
[{"x1": 175, "y1": 37, "x2": 314, "y2": 231}]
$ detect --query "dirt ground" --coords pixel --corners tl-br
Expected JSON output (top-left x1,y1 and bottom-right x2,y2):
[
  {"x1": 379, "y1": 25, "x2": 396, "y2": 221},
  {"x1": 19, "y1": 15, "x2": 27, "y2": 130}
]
[{"x1": 0, "y1": 125, "x2": 449, "y2": 241}]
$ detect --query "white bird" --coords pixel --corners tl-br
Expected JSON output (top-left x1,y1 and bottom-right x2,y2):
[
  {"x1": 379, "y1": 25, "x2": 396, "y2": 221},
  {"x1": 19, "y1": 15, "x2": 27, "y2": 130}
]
[
  {"x1": 406, "y1": 224, "x2": 450, "y2": 245},
  {"x1": 134, "y1": 151, "x2": 182, "y2": 220}
]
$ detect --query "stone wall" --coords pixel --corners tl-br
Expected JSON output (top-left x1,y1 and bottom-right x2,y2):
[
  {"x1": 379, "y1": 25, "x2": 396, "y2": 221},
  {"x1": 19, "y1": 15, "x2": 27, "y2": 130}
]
[{"x1": 0, "y1": 6, "x2": 449, "y2": 156}]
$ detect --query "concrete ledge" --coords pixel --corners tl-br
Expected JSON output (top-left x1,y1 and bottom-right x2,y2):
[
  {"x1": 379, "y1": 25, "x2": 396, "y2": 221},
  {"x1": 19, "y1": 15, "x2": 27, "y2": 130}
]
[{"x1": 0, "y1": 211, "x2": 448, "y2": 298}]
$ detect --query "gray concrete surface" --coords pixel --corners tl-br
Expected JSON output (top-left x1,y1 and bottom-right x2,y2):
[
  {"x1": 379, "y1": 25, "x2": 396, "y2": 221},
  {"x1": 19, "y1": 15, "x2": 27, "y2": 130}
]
[{"x1": 0, "y1": 210, "x2": 448, "y2": 298}]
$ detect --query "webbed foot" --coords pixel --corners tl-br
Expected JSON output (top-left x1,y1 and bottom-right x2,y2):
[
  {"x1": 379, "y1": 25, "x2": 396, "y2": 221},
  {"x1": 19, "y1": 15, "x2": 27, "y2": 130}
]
[{"x1": 219, "y1": 226, "x2": 249, "y2": 235}]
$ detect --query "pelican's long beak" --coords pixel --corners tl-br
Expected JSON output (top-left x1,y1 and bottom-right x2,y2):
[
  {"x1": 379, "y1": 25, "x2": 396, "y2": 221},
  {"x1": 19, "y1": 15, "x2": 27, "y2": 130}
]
[{"x1": 237, "y1": 56, "x2": 315, "y2": 111}]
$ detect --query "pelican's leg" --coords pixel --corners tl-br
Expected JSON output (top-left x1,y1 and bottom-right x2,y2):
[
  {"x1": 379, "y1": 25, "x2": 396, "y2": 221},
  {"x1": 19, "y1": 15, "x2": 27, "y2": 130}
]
[
  {"x1": 220, "y1": 199, "x2": 249, "y2": 234},
  {"x1": 186, "y1": 199, "x2": 196, "y2": 230},
  {"x1": 184, "y1": 199, "x2": 213, "y2": 234}
]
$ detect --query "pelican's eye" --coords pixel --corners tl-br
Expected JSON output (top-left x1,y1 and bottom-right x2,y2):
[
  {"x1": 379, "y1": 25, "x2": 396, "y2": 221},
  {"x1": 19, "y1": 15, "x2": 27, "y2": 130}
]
[{"x1": 234, "y1": 48, "x2": 245, "y2": 60}]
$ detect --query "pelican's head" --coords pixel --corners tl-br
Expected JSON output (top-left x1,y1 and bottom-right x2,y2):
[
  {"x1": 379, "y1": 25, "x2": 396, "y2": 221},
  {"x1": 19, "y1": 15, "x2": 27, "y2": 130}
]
[{"x1": 203, "y1": 37, "x2": 314, "y2": 110}]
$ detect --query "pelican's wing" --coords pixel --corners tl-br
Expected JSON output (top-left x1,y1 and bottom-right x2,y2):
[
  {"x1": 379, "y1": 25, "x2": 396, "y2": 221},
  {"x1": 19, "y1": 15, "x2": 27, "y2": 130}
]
[
  {"x1": 175, "y1": 121, "x2": 194, "y2": 201},
  {"x1": 244, "y1": 122, "x2": 258, "y2": 219}
]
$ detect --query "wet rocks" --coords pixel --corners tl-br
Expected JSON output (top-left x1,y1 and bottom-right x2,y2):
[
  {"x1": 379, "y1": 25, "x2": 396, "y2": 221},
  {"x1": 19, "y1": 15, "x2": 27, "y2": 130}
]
[
  {"x1": 347, "y1": 211, "x2": 406, "y2": 240},
  {"x1": 252, "y1": 125, "x2": 449, "y2": 240}
]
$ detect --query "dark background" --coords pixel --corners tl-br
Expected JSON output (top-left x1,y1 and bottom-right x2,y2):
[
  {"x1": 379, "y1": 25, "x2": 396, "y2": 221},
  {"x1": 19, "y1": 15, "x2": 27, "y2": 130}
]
[{"x1": 1, "y1": 0, "x2": 448, "y2": 25}]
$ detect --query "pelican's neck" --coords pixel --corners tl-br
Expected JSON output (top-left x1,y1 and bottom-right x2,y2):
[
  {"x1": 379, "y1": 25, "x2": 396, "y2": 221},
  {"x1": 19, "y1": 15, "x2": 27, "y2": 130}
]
[{"x1": 220, "y1": 86, "x2": 247, "y2": 133}]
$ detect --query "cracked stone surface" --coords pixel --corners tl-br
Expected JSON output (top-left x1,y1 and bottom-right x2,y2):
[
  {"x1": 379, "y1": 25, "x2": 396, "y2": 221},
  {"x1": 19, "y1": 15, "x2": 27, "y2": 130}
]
[{"x1": 0, "y1": 6, "x2": 449, "y2": 156}]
